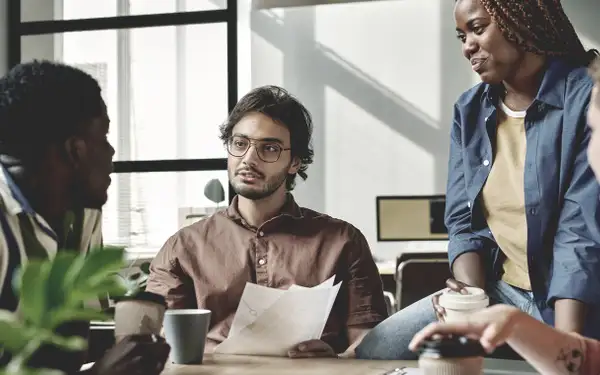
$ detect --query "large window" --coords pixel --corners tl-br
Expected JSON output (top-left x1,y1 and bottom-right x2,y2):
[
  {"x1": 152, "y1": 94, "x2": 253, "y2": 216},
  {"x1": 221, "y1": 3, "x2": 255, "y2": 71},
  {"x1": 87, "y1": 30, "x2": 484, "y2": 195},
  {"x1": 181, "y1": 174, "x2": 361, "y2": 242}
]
[{"x1": 10, "y1": 0, "x2": 237, "y2": 254}]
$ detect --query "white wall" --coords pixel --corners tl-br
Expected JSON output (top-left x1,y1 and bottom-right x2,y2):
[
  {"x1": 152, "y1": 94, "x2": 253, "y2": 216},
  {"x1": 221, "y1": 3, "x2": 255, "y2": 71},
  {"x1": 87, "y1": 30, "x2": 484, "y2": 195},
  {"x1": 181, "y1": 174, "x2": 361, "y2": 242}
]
[
  {"x1": 249, "y1": 0, "x2": 473, "y2": 260},
  {"x1": 563, "y1": 0, "x2": 600, "y2": 53},
  {"x1": 248, "y1": 0, "x2": 600, "y2": 260}
]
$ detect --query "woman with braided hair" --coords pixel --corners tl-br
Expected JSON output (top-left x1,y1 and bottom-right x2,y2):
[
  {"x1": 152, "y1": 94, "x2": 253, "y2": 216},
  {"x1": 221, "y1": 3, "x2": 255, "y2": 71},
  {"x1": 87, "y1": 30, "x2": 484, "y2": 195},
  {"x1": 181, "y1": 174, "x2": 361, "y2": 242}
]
[
  {"x1": 356, "y1": 0, "x2": 600, "y2": 360},
  {"x1": 409, "y1": 58, "x2": 600, "y2": 375}
]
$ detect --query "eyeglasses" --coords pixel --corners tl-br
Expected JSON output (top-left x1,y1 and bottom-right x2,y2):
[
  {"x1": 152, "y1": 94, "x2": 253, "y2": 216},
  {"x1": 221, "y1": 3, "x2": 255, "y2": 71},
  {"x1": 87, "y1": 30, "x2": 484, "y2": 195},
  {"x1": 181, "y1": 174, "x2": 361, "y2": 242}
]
[{"x1": 226, "y1": 135, "x2": 291, "y2": 163}]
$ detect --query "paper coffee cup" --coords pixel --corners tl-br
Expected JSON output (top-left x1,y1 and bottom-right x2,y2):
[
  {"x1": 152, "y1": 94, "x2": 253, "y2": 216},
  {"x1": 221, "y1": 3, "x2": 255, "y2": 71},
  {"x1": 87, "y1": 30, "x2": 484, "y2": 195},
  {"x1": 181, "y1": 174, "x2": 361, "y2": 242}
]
[
  {"x1": 419, "y1": 356, "x2": 484, "y2": 375},
  {"x1": 417, "y1": 336, "x2": 485, "y2": 375},
  {"x1": 114, "y1": 291, "x2": 166, "y2": 342},
  {"x1": 438, "y1": 287, "x2": 489, "y2": 322}
]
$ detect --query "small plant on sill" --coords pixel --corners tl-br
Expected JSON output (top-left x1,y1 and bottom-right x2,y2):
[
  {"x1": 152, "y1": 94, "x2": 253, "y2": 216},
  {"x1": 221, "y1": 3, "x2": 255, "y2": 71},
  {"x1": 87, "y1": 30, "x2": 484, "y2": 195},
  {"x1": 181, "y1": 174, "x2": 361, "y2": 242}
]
[{"x1": 121, "y1": 261, "x2": 151, "y2": 297}]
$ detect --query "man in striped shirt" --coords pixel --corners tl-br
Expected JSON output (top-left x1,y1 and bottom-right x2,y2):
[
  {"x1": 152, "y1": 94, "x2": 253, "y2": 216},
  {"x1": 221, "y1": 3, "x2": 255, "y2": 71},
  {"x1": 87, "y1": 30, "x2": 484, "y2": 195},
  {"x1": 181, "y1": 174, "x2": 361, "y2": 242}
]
[{"x1": 0, "y1": 61, "x2": 169, "y2": 375}]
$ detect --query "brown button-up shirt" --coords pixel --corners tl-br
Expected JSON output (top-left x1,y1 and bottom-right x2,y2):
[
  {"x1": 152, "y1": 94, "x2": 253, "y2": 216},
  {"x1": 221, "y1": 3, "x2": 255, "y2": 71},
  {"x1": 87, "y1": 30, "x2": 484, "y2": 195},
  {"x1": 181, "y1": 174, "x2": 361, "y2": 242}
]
[{"x1": 147, "y1": 194, "x2": 388, "y2": 353}]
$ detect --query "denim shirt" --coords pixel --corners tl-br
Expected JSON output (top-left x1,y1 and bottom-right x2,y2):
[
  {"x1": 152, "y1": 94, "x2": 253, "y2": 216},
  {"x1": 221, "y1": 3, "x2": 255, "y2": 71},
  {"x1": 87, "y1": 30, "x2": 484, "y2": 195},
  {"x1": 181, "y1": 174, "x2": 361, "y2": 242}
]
[{"x1": 445, "y1": 58, "x2": 600, "y2": 338}]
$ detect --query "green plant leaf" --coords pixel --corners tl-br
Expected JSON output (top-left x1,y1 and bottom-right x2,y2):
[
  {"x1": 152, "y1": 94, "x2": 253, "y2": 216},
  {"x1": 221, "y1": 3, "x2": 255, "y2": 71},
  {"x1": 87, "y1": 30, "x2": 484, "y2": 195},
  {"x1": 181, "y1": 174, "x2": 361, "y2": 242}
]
[
  {"x1": 139, "y1": 262, "x2": 151, "y2": 275},
  {"x1": 17, "y1": 260, "x2": 52, "y2": 326},
  {"x1": 60, "y1": 252, "x2": 87, "y2": 294},
  {"x1": 70, "y1": 247, "x2": 125, "y2": 301},
  {"x1": 46, "y1": 334, "x2": 87, "y2": 352},
  {"x1": 0, "y1": 311, "x2": 36, "y2": 353},
  {"x1": 44, "y1": 251, "x2": 79, "y2": 315},
  {"x1": 75, "y1": 247, "x2": 124, "y2": 284}
]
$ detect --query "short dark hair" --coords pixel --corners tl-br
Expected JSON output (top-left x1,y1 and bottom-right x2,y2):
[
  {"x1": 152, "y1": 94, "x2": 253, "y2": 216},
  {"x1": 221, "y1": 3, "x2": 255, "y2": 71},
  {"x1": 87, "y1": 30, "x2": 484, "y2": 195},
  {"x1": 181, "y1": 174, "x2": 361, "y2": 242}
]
[
  {"x1": 219, "y1": 85, "x2": 314, "y2": 191},
  {"x1": 0, "y1": 60, "x2": 104, "y2": 165}
]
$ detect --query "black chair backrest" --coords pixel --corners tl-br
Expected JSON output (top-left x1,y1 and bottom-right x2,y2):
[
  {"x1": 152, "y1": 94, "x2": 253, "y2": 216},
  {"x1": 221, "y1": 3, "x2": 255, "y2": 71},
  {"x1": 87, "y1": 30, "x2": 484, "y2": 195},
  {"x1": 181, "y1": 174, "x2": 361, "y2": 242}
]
[{"x1": 396, "y1": 255, "x2": 451, "y2": 310}]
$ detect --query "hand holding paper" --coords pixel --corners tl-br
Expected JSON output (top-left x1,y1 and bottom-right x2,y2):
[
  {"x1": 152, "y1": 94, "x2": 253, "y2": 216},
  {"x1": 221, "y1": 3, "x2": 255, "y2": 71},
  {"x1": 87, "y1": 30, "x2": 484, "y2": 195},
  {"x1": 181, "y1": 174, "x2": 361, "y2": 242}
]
[{"x1": 214, "y1": 276, "x2": 341, "y2": 356}]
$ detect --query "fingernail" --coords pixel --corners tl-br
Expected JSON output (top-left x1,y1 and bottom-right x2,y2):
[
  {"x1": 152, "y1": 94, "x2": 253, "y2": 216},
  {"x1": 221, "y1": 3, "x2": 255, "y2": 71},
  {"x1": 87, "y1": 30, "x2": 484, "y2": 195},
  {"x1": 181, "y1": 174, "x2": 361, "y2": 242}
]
[{"x1": 481, "y1": 340, "x2": 493, "y2": 353}]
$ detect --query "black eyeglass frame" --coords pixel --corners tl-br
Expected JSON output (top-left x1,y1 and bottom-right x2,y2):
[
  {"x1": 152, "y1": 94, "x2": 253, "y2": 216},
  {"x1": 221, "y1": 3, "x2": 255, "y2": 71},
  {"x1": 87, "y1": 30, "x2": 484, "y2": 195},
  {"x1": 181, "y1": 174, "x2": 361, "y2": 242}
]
[{"x1": 226, "y1": 136, "x2": 291, "y2": 163}]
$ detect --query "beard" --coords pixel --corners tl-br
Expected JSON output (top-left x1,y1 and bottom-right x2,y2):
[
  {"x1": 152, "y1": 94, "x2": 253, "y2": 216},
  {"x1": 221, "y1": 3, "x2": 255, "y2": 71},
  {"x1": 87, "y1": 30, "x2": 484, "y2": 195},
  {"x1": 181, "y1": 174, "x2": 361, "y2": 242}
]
[
  {"x1": 231, "y1": 168, "x2": 288, "y2": 200},
  {"x1": 71, "y1": 171, "x2": 110, "y2": 210}
]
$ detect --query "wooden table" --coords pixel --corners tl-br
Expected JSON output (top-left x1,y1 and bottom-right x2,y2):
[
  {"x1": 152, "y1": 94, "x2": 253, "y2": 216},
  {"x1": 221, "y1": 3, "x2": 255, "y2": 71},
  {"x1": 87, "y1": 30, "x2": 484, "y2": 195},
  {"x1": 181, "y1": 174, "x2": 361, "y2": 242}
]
[{"x1": 161, "y1": 354, "x2": 414, "y2": 375}]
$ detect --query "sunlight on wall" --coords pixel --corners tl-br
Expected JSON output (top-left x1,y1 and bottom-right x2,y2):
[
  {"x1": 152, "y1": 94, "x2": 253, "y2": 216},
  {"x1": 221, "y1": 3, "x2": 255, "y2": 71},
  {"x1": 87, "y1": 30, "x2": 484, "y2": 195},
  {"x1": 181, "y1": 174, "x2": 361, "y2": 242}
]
[
  {"x1": 324, "y1": 86, "x2": 435, "y2": 249},
  {"x1": 578, "y1": 32, "x2": 600, "y2": 55},
  {"x1": 249, "y1": 0, "x2": 470, "y2": 258},
  {"x1": 251, "y1": 33, "x2": 285, "y2": 88},
  {"x1": 315, "y1": 0, "x2": 443, "y2": 126}
]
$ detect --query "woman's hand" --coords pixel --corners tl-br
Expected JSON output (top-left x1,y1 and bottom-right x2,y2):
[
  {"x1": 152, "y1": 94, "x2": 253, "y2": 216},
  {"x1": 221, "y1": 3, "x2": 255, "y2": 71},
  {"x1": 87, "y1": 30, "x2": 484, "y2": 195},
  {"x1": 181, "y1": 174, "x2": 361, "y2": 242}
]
[
  {"x1": 431, "y1": 278, "x2": 471, "y2": 321},
  {"x1": 409, "y1": 304, "x2": 525, "y2": 354}
]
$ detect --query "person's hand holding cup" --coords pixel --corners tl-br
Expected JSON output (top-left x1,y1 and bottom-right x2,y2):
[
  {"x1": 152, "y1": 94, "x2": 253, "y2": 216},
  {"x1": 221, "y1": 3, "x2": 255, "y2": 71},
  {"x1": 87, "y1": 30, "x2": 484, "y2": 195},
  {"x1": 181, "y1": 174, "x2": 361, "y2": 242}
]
[{"x1": 432, "y1": 279, "x2": 489, "y2": 322}]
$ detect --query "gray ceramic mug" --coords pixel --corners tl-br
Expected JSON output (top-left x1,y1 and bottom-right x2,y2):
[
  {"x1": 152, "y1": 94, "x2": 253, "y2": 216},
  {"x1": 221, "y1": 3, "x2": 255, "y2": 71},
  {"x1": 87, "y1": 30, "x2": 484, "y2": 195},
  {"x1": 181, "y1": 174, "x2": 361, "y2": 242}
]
[{"x1": 163, "y1": 309, "x2": 212, "y2": 364}]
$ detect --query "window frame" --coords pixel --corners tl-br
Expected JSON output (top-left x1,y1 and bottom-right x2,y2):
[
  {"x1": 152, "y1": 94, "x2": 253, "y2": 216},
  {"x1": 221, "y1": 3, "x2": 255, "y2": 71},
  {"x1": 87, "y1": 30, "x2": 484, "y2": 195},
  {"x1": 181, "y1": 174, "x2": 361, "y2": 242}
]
[{"x1": 7, "y1": 0, "x2": 237, "y2": 203}]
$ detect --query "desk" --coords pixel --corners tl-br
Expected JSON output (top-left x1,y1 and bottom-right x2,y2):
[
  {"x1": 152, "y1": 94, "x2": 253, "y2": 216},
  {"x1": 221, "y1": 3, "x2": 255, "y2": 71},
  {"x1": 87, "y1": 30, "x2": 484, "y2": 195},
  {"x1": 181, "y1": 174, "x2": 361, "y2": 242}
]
[{"x1": 161, "y1": 355, "x2": 412, "y2": 375}]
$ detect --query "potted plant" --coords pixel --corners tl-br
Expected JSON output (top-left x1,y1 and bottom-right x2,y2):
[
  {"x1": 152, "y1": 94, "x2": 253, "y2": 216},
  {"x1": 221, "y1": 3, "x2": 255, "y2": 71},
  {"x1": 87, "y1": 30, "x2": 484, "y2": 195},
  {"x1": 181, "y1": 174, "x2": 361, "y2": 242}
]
[
  {"x1": 121, "y1": 261, "x2": 151, "y2": 297},
  {"x1": 0, "y1": 246, "x2": 128, "y2": 375}
]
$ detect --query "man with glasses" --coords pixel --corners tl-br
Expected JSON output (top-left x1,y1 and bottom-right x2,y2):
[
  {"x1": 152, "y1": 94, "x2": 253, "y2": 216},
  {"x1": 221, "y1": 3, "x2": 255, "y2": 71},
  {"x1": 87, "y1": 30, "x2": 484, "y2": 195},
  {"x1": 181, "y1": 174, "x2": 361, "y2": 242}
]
[{"x1": 146, "y1": 85, "x2": 388, "y2": 358}]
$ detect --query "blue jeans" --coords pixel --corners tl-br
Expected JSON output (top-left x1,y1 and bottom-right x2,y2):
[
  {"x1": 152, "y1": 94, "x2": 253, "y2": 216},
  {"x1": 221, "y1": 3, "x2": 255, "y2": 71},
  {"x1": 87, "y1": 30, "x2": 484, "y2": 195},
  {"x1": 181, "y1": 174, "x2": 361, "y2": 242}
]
[{"x1": 355, "y1": 280, "x2": 543, "y2": 360}]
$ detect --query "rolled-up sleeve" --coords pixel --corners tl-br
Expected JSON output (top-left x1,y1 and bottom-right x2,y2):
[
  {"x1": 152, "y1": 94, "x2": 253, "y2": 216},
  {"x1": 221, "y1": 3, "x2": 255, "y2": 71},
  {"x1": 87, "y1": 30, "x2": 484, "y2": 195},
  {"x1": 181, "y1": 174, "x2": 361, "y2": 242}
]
[
  {"x1": 548, "y1": 119, "x2": 600, "y2": 307},
  {"x1": 445, "y1": 105, "x2": 487, "y2": 269},
  {"x1": 146, "y1": 234, "x2": 195, "y2": 309},
  {"x1": 345, "y1": 227, "x2": 388, "y2": 327}
]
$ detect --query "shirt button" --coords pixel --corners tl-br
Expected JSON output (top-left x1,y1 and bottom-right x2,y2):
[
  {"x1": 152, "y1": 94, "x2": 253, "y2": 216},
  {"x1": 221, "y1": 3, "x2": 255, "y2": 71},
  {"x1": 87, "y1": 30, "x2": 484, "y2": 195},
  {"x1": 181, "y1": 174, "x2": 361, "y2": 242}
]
[
  {"x1": 483, "y1": 159, "x2": 490, "y2": 167},
  {"x1": 258, "y1": 231, "x2": 264, "y2": 237},
  {"x1": 258, "y1": 258, "x2": 266, "y2": 266}
]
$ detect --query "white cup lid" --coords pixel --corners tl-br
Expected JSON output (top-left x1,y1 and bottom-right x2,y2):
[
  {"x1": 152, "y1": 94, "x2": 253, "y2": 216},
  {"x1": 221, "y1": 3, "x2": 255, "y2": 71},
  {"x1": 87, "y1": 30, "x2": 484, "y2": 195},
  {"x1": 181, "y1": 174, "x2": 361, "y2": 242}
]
[{"x1": 438, "y1": 287, "x2": 489, "y2": 311}]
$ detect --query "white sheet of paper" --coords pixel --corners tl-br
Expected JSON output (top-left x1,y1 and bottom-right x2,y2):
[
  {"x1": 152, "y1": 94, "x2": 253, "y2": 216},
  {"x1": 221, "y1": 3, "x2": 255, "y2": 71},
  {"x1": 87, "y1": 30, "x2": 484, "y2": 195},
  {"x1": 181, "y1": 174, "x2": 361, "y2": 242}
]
[
  {"x1": 215, "y1": 277, "x2": 341, "y2": 356},
  {"x1": 228, "y1": 283, "x2": 285, "y2": 336},
  {"x1": 229, "y1": 276, "x2": 337, "y2": 336}
]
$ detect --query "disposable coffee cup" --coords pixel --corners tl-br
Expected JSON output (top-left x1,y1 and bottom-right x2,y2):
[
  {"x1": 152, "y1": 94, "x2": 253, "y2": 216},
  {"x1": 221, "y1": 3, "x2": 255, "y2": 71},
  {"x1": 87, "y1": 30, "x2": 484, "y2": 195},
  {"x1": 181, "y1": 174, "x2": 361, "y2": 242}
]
[
  {"x1": 113, "y1": 291, "x2": 166, "y2": 343},
  {"x1": 163, "y1": 309, "x2": 211, "y2": 364},
  {"x1": 417, "y1": 335, "x2": 486, "y2": 375},
  {"x1": 438, "y1": 287, "x2": 489, "y2": 322}
]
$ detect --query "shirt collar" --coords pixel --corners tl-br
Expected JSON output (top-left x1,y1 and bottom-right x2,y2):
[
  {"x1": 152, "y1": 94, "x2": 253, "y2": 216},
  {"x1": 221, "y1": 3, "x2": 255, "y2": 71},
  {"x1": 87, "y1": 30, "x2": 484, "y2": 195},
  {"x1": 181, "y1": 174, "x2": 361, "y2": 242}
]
[
  {"x1": 226, "y1": 193, "x2": 304, "y2": 225},
  {"x1": 483, "y1": 58, "x2": 571, "y2": 109},
  {"x1": 0, "y1": 164, "x2": 35, "y2": 215}
]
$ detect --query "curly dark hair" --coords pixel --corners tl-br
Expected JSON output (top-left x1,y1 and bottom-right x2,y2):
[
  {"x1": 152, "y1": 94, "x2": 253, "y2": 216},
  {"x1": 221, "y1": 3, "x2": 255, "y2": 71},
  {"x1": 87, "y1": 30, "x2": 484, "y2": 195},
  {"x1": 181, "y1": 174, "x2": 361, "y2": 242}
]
[
  {"x1": 0, "y1": 60, "x2": 104, "y2": 166},
  {"x1": 219, "y1": 85, "x2": 314, "y2": 191},
  {"x1": 476, "y1": 0, "x2": 598, "y2": 67}
]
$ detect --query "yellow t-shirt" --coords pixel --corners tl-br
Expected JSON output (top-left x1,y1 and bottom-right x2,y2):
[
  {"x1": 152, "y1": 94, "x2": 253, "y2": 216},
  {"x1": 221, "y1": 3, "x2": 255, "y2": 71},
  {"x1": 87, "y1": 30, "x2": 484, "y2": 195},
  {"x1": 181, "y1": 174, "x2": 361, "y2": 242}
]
[{"x1": 481, "y1": 100, "x2": 530, "y2": 290}]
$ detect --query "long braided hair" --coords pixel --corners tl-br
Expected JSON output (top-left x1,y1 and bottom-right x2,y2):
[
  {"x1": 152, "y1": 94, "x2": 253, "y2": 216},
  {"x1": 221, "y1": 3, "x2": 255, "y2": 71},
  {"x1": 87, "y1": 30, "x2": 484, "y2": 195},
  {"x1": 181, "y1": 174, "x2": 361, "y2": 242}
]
[{"x1": 478, "y1": 0, "x2": 598, "y2": 67}]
